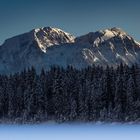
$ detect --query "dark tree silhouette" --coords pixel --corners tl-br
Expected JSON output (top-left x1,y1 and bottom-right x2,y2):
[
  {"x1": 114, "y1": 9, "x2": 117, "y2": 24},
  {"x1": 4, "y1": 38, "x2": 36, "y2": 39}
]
[{"x1": 0, "y1": 64, "x2": 139, "y2": 123}]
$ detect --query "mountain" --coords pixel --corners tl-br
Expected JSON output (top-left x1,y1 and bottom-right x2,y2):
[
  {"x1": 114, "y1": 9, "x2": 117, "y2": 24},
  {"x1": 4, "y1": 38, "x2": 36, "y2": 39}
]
[
  {"x1": 76, "y1": 27, "x2": 140, "y2": 66},
  {"x1": 0, "y1": 27, "x2": 140, "y2": 74}
]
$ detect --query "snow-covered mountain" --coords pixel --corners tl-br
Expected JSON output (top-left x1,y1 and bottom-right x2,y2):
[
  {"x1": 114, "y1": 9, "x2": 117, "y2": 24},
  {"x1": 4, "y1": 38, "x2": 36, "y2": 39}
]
[
  {"x1": 76, "y1": 27, "x2": 140, "y2": 66},
  {"x1": 0, "y1": 27, "x2": 140, "y2": 74}
]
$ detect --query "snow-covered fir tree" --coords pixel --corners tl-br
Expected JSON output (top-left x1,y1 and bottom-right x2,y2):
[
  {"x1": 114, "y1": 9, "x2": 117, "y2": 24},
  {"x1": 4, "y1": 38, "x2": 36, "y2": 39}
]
[{"x1": 0, "y1": 64, "x2": 139, "y2": 123}]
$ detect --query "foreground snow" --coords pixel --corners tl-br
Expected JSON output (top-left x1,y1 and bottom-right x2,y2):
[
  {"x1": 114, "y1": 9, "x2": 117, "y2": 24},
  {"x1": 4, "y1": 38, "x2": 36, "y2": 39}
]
[{"x1": 0, "y1": 123, "x2": 140, "y2": 140}]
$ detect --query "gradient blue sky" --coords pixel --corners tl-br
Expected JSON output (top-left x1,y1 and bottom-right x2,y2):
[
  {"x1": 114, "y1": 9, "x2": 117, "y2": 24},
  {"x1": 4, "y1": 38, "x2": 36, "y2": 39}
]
[{"x1": 0, "y1": 0, "x2": 140, "y2": 44}]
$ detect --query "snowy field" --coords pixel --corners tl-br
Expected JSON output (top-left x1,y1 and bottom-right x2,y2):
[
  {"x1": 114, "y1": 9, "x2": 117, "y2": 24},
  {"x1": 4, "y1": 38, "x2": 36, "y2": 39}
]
[{"x1": 0, "y1": 123, "x2": 140, "y2": 140}]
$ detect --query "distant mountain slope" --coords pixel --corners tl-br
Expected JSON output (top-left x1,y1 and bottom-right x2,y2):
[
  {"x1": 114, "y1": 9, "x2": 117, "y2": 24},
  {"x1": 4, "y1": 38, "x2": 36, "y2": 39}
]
[{"x1": 0, "y1": 27, "x2": 140, "y2": 74}]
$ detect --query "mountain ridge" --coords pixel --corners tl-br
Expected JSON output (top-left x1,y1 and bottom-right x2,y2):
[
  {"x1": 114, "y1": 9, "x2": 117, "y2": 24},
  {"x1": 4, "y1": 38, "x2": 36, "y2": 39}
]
[{"x1": 0, "y1": 26, "x2": 140, "y2": 74}]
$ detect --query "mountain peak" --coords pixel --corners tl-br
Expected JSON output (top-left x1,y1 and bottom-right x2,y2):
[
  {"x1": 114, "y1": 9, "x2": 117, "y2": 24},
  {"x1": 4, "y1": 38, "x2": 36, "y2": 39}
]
[
  {"x1": 76, "y1": 27, "x2": 133, "y2": 45},
  {"x1": 32, "y1": 27, "x2": 75, "y2": 52},
  {"x1": 110, "y1": 27, "x2": 123, "y2": 31},
  {"x1": 99, "y1": 27, "x2": 128, "y2": 38},
  {"x1": 110, "y1": 27, "x2": 128, "y2": 35},
  {"x1": 2, "y1": 26, "x2": 75, "y2": 54}
]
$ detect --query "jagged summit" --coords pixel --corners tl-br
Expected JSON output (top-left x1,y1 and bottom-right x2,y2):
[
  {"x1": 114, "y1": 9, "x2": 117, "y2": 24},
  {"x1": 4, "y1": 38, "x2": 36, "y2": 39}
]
[
  {"x1": 76, "y1": 27, "x2": 131, "y2": 44},
  {"x1": 0, "y1": 26, "x2": 140, "y2": 74},
  {"x1": 76, "y1": 27, "x2": 140, "y2": 66},
  {"x1": 111, "y1": 27, "x2": 126, "y2": 33},
  {"x1": 2, "y1": 27, "x2": 75, "y2": 53},
  {"x1": 32, "y1": 27, "x2": 75, "y2": 52}
]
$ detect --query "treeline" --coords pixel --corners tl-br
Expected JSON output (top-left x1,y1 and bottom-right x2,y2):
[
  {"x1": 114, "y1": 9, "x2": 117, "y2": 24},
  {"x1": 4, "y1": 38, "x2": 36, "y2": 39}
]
[{"x1": 0, "y1": 64, "x2": 140, "y2": 123}]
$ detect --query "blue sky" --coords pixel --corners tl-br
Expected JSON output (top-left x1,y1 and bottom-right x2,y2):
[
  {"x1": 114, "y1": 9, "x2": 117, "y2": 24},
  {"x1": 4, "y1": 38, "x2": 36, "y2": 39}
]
[{"x1": 0, "y1": 0, "x2": 140, "y2": 44}]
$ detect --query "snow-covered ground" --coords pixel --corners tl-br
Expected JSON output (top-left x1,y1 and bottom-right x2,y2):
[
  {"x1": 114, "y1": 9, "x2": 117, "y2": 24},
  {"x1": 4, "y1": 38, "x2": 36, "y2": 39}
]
[{"x1": 0, "y1": 123, "x2": 140, "y2": 140}]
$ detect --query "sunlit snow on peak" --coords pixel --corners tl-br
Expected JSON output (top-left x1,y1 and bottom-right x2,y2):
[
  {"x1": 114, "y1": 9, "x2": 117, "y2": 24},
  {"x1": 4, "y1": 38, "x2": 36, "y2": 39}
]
[{"x1": 33, "y1": 27, "x2": 75, "y2": 53}]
